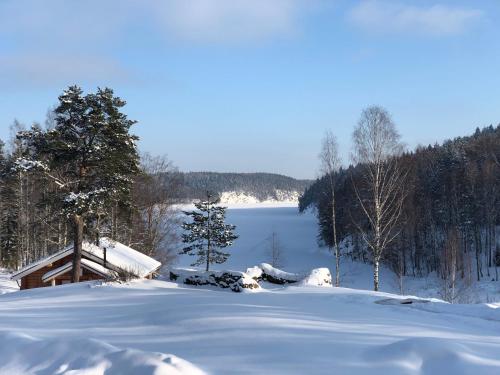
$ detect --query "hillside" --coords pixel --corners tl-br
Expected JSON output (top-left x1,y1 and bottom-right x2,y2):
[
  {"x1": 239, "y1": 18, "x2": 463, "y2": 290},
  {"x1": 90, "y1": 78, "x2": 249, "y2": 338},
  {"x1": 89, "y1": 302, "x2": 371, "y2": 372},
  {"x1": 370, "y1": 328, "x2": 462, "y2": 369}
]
[
  {"x1": 300, "y1": 125, "x2": 500, "y2": 292},
  {"x1": 172, "y1": 172, "x2": 311, "y2": 203}
]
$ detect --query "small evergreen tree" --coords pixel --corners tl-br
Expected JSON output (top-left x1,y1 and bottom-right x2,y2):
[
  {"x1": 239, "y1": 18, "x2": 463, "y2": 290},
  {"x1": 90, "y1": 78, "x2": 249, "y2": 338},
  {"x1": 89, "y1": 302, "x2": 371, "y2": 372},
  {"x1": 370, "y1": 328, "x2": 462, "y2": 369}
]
[{"x1": 181, "y1": 193, "x2": 238, "y2": 271}]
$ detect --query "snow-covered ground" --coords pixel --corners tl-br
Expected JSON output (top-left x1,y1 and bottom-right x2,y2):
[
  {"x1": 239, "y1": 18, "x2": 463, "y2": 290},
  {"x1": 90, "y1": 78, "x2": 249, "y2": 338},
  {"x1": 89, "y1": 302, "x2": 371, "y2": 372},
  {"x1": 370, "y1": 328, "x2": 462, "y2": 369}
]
[
  {"x1": 0, "y1": 280, "x2": 500, "y2": 374},
  {"x1": 1, "y1": 205, "x2": 500, "y2": 374}
]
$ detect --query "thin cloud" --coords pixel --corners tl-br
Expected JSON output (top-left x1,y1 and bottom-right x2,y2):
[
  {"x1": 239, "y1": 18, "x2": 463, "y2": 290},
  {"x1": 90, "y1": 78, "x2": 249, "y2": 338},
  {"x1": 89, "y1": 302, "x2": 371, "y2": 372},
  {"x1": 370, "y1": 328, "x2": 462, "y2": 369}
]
[
  {"x1": 348, "y1": 1, "x2": 483, "y2": 36},
  {"x1": 0, "y1": 0, "x2": 308, "y2": 45},
  {"x1": 0, "y1": 54, "x2": 134, "y2": 88},
  {"x1": 152, "y1": 0, "x2": 306, "y2": 43},
  {"x1": 0, "y1": 0, "x2": 311, "y2": 87}
]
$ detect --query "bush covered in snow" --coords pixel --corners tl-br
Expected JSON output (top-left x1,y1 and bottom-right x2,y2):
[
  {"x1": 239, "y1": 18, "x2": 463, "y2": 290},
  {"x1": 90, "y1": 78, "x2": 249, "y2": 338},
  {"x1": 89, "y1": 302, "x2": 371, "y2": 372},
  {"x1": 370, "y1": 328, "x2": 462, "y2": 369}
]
[{"x1": 169, "y1": 269, "x2": 260, "y2": 292}]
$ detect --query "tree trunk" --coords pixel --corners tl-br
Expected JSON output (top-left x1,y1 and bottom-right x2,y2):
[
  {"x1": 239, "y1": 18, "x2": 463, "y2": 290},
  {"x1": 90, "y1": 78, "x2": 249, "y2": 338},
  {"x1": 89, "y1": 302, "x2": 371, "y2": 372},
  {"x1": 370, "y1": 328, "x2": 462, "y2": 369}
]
[
  {"x1": 373, "y1": 258, "x2": 380, "y2": 291},
  {"x1": 332, "y1": 194, "x2": 340, "y2": 287},
  {"x1": 206, "y1": 195, "x2": 211, "y2": 272},
  {"x1": 71, "y1": 214, "x2": 83, "y2": 283}
]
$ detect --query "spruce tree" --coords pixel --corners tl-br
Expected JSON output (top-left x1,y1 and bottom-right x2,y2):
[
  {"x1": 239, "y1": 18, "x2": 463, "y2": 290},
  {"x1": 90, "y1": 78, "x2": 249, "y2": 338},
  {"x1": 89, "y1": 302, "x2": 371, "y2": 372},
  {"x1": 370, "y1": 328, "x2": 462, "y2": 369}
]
[
  {"x1": 181, "y1": 193, "x2": 238, "y2": 271},
  {"x1": 15, "y1": 86, "x2": 140, "y2": 282}
]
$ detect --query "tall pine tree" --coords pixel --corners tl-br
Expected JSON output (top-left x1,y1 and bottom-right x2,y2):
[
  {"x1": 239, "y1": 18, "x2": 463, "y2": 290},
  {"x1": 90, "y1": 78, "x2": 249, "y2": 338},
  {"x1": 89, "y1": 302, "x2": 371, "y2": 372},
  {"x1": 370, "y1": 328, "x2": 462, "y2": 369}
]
[
  {"x1": 15, "y1": 86, "x2": 140, "y2": 282},
  {"x1": 182, "y1": 193, "x2": 238, "y2": 271}
]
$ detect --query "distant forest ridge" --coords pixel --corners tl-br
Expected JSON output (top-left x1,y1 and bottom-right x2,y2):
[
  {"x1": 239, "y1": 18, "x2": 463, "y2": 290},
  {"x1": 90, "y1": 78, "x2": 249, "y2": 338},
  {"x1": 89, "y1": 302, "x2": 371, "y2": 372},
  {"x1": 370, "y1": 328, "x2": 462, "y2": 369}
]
[{"x1": 168, "y1": 172, "x2": 312, "y2": 201}]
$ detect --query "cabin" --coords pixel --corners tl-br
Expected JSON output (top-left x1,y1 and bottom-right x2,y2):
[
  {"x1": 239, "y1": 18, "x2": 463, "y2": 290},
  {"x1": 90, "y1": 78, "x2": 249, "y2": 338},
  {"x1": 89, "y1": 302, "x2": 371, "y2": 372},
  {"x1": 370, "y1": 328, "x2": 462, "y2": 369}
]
[{"x1": 11, "y1": 238, "x2": 161, "y2": 290}]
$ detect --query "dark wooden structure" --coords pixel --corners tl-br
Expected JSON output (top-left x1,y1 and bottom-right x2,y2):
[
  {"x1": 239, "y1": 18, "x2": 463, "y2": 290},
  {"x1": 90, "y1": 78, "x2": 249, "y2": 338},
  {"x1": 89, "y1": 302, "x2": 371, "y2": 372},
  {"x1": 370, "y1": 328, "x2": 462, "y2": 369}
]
[
  {"x1": 19, "y1": 254, "x2": 106, "y2": 290},
  {"x1": 11, "y1": 238, "x2": 161, "y2": 290}
]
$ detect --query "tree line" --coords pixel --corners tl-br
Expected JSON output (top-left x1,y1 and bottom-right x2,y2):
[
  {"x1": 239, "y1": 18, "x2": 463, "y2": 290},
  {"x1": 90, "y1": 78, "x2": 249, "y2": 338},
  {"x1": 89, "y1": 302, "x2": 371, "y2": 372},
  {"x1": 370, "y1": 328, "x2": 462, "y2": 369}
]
[
  {"x1": 173, "y1": 172, "x2": 311, "y2": 201},
  {"x1": 301, "y1": 107, "x2": 500, "y2": 297}
]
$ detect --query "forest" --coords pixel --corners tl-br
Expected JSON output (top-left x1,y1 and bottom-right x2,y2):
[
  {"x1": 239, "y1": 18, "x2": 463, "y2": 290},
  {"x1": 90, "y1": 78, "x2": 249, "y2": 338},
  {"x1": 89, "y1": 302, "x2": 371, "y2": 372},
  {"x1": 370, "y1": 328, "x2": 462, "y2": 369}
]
[
  {"x1": 173, "y1": 172, "x2": 311, "y2": 201},
  {"x1": 300, "y1": 124, "x2": 500, "y2": 297}
]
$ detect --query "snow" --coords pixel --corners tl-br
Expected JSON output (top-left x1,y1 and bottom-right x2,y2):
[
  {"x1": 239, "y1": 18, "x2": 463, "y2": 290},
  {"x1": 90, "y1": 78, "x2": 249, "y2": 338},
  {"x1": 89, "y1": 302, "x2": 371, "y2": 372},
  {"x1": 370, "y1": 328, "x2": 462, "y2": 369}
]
[
  {"x1": 84, "y1": 238, "x2": 161, "y2": 278},
  {"x1": 218, "y1": 190, "x2": 300, "y2": 208},
  {"x1": 0, "y1": 270, "x2": 17, "y2": 295},
  {"x1": 299, "y1": 268, "x2": 332, "y2": 287},
  {"x1": 0, "y1": 332, "x2": 205, "y2": 375},
  {"x1": 0, "y1": 279, "x2": 500, "y2": 374}
]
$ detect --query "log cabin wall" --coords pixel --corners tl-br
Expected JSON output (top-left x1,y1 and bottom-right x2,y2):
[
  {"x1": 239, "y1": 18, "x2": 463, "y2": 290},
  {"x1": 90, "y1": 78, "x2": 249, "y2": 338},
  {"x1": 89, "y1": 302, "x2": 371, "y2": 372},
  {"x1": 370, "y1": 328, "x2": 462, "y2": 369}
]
[{"x1": 20, "y1": 254, "x2": 105, "y2": 290}]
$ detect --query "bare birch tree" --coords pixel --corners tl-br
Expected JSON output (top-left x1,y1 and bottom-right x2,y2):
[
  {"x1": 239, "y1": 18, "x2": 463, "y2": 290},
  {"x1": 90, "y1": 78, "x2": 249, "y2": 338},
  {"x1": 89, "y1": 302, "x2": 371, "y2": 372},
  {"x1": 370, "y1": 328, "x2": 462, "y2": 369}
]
[
  {"x1": 351, "y1": 106, "x2": 406, "y2": 291},
  {"x1": 319, "y1": 131, "x2": 342, "y2": 286},
  {"x1": 268, "y1": 231, "x2": 284, "y2": 269}
]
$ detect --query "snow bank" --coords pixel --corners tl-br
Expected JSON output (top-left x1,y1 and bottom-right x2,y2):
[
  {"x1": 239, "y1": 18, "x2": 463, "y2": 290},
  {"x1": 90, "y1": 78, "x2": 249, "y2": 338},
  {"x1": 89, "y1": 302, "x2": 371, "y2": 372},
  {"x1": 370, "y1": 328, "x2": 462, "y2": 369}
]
[
  {"x1": 299, "y1": 268, "x2": 332, "y2": 287},
  {"x1": 169, "y1": 268, "x2": 260, "y2": 292},
  {"x1": 364, "y1": 337, "x2": 500, "y2": 374},
  {"x1": 0, "y1": 332, "x2": 206, "y2": 375}
]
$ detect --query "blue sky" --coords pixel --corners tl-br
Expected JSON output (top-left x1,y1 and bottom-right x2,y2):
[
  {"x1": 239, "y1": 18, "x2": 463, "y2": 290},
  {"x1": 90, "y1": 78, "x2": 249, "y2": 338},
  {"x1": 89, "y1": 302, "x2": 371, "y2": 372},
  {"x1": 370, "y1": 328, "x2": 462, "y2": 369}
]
[{"x1": 1, "y1": 0, "x2": 499, "y2": 179}]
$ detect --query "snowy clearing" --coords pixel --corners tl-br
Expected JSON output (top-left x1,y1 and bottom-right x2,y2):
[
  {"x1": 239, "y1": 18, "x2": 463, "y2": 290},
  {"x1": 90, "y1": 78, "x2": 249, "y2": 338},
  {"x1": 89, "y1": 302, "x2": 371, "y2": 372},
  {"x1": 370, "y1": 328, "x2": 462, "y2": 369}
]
[{"x1": 0, "y1": 279, "x2": 500, "y2": 374}]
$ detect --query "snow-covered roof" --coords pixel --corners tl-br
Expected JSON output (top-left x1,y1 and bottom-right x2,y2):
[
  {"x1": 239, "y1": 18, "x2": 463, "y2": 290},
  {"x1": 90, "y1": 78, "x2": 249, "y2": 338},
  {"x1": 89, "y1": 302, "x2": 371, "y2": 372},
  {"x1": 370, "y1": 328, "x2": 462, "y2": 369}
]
[
  {"x1": 42, "y1": 259, "x2": 117, "y2": 283},
  {"x1": 11, "y1": 238, "x2": 161, "y2": 281},
  {"x1": 82, "y1": 238, "x2": 161, "y2": 278}
]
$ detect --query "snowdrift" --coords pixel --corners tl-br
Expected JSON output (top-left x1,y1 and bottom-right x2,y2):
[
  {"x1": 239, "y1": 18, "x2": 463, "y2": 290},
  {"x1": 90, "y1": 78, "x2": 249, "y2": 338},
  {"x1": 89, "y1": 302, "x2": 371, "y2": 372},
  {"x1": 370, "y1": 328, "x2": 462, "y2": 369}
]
[
  {"x1": 0, "y1": 332, "x2": 206, "y2": 375},
  {"x1": 364, "y1": 337, "x2": 500, "y2": 374}
]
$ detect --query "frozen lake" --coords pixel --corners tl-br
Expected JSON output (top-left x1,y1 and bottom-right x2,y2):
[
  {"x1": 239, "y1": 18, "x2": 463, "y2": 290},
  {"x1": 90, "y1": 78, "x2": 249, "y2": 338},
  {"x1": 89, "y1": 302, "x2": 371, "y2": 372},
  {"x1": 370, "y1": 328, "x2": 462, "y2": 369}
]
[{"x1": 175, "y1": 206, "x2": 335, "y2": 273}]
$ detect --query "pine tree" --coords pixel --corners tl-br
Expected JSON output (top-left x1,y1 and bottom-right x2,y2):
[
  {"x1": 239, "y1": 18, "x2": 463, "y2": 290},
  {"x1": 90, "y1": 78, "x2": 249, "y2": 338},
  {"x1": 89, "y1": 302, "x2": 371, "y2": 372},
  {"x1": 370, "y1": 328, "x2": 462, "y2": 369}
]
[
  {"x1": 181, "y1": 193, "x2": 238, "y2": 271},
  {"x1": 15, "y1": 86, "x2": 140, "y2": 282}
]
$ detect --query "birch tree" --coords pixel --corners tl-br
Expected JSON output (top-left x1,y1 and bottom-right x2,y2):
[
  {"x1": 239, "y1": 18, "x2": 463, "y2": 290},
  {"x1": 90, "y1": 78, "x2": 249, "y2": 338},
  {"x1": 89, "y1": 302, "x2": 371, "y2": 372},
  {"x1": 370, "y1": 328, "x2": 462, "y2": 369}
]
[
  {"x1": 319, "y1": 131, "x2": 342, "y2": 286},
  {"x1": 352, "y1": 106, "x2": 406, "y2": 291}
]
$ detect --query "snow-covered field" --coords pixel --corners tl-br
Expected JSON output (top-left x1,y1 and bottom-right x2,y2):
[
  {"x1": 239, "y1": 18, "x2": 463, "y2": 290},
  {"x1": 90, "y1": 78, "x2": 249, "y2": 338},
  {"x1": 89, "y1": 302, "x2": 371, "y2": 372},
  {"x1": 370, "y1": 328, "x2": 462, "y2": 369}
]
[
  {"x1": 1, "y1": 280, "x2": 500, "y2": 374},
  {"x1": 1, "y1": 205, "x2": 500, "y2": 374}
]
